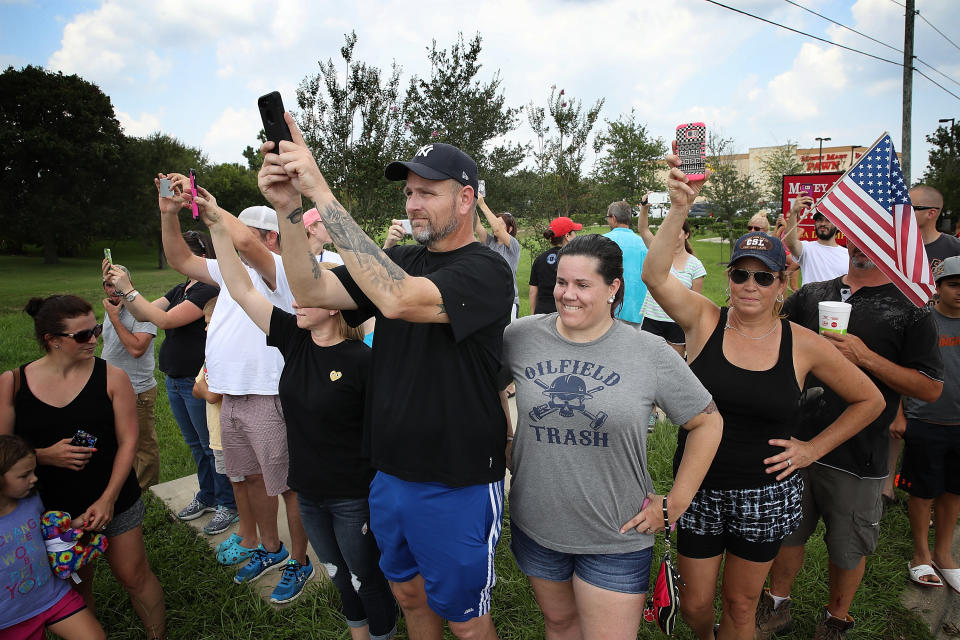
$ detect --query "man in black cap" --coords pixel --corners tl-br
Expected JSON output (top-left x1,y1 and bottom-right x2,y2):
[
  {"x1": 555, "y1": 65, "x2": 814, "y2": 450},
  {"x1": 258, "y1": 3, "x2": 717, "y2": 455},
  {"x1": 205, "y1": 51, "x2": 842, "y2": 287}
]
[
  {"x1": 258, "y1": 116, "x2": 512, "y2": 640},
  {"x1": 784, "y1": 194, "x2": 849, "y2": 284}
]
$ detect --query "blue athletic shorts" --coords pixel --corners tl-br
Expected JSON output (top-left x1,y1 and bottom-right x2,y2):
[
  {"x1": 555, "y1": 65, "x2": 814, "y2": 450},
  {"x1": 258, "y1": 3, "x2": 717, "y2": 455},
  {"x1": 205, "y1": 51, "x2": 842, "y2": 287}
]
[
  {"x1": 368, "y1": 472, "x2": 504, "y2": 622},
  {"x1": 510, "y1": 524, "x2": 653, "y2": 594}
]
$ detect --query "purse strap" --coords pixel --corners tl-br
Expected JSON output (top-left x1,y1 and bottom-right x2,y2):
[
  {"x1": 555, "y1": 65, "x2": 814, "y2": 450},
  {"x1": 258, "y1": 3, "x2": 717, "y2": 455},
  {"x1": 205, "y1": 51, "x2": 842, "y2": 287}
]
[{"x1": 662, "y1": 497, "x2": 671, "y2": 550}]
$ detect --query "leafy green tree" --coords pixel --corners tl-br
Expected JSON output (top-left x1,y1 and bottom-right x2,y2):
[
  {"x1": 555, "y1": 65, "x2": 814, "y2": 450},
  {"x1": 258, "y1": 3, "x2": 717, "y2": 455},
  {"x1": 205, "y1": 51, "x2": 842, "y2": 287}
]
[
  {"x1": 403, "y1": 33, "x2": 526, "y2": 187},
  {"x1": 241, "y1": 129, "x2": 267, "y2": 172},
  {"x1": 701, "y1": 134, "x2": 763, "y2": 257},
  {"x1": 922, "y1": 122, "x2": 959, "y2": 232},
  {"x1": 296, "y1": 32, "x2": 407, "y2": 232},
  {"x1": 0, "y1": 65, "x2": 125, "y2": 262},
  {"x1": 758, "y1": 141, "x2": 803, "y2": 210},
  {"x1": 527, "y1": 86, "x2": 604, "y2": 219},
  {"x1": 591, "y1": 110, "x2": 667, "y2": 205}
]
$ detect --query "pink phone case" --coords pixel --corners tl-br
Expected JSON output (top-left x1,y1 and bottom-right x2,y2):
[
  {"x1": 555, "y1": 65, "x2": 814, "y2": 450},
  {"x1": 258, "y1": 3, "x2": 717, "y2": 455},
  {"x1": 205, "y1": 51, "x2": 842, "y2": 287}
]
[
  {"x1": 676, "y1": 122, "x2": 707, "y2": 180},
  {"x1": 189, "y1": 170, "x2": 199, "y2": 220}
]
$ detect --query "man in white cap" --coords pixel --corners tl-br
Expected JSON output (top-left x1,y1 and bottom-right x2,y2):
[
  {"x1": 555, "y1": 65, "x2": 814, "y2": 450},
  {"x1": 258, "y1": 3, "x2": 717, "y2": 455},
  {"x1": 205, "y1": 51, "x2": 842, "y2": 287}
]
[{"x1": 160, "y1": 180, "x2": 313, "y2": 605}]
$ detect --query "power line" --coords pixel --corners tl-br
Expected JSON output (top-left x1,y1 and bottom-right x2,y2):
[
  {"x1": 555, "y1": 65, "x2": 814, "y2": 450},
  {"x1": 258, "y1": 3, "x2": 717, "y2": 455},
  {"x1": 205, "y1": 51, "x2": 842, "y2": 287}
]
[
  {"x1": 917, "y1": 11, "x2": 960, "y2": 54},
  {"x1": 916, "y1": 57, "x2": 960, "y2": 89},
  {"x1": 783, "y1": 0, "x2": 901, "y2": 54},
  {"x1": 702, "y1": 0, "x2": 960, "y2": 102},
  {"x1": 889, "y1": 0, "x2": 906, "y2": 8},
  {"x1": 703, "y1": 0, "x2": 901, "y2": 66}
]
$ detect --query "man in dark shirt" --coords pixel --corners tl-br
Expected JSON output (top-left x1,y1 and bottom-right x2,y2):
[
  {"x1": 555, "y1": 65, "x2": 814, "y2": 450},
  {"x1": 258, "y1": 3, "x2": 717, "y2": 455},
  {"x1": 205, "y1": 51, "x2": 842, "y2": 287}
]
[
  {"x1": 258, "y1": 117, "x2": 512, "y2": 640},
  {"x1": 756, "y1": 242, "x2": 943, "y2": 639}
]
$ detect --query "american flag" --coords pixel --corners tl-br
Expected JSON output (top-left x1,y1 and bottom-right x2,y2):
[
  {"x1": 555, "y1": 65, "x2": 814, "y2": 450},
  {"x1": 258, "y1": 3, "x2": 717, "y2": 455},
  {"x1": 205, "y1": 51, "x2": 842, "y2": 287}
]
[{"x1": 816, "y1": 133, "x2": 934, "y2": 307}]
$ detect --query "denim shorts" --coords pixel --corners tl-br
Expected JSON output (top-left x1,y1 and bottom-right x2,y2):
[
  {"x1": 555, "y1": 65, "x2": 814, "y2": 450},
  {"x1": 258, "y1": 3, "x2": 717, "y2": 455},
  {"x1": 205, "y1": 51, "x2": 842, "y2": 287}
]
[{"x1": 510, "y1": 524, "x2": 652, "y2": 595}]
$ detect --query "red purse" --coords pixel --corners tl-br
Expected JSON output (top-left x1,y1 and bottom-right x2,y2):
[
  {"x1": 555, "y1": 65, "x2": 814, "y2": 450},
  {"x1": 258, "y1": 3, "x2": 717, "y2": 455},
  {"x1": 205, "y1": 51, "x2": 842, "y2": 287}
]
[{"x1": 643, "y1": 500, "x2": 683, "y2": 635}]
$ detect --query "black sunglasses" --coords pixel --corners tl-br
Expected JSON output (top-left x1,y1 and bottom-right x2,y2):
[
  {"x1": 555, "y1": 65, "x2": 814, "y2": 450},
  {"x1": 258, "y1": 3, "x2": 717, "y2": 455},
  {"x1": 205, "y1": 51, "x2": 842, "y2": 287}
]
[
  {"x1": 185, "y1": 230, "x2": 207, "y2": 254},
  {"x1": 729, "y1": 269, "x2": 777, "y2": 287},
  {"x1": 53, "y1": 324, "x2": 103, "y2": 343},
  {"x1": 746, "y1": 225, "x2": 766, "y2": 232},
  {"x1": 913, "y1": 205, "x2": 939, "y2": 211}
]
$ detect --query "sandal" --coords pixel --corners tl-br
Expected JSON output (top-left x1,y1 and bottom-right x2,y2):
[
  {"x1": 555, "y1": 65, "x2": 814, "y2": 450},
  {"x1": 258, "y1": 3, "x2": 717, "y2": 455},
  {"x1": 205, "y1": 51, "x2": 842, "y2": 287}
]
[
  {"x1": 215, "y1": 533, "x2": 242, "y2": 555},
  {"x1": 908, "y1": 562, "x2": 943, "y2": 587},
  {"x1": 932, "y1": 562, "x2": 960, "y2": 595},
  {"x1": 217, "y1": 535, "x2": 257, "y2": 566}
]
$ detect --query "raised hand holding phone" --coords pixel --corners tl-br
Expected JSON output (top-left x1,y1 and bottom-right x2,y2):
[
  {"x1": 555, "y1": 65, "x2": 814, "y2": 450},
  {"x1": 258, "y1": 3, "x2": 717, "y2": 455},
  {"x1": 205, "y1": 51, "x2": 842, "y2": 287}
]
[
  {"x1": 676, "y1": 122, "x2": 707, "y2": 180},
  {"x1": 188, "y1": 169, "x2": 200, "y2": 220}
]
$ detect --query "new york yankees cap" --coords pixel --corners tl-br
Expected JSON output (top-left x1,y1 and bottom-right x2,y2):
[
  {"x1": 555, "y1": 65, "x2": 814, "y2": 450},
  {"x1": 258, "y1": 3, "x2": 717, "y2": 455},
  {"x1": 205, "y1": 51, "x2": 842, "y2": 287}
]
[
  {"x1": 729, "y1": 231, "x2": 786, "y2": 271},
  {"x1": 384, "y1": 143, "x2": 479, "y2": 196}
]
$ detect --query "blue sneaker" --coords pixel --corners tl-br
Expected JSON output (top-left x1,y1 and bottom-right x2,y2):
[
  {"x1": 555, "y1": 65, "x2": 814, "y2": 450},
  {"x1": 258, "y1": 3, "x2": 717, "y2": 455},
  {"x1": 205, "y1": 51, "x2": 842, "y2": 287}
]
[
  {"x1": 234, "y1": 544, "x2": 288, "y2": 584},
  {"x1": 269, "y1": 558, "x2": 315, "y2": 604}
]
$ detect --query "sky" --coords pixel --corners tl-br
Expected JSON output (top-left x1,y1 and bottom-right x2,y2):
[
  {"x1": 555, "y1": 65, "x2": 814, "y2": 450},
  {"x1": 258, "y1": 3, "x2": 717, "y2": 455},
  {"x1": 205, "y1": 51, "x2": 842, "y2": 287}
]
[{"x1": 2, "y1": 0, "x2": 958, "y2": 182}]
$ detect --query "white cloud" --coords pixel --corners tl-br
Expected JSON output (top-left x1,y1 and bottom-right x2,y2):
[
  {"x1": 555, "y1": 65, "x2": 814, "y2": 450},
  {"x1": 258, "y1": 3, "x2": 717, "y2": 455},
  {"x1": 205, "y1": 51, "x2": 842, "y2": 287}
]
[
  {"x1": 202, "y1": 106, "x2": 262, "y2": 163},
  {"x1": 116, "y1": 110, "x2": 161, "y2": 136}
]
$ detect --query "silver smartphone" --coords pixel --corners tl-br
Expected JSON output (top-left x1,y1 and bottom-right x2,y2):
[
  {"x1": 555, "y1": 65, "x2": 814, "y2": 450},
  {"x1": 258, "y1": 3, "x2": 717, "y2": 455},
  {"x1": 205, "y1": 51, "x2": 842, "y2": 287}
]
[
  {"x1": 478, "y1": 180, "x2": 486, "y2": 198},
  {"x1": 400, "y1": 220, "x2": 412, "y2": 235},
  {"x1": 647, "y1": 192, "x2": 669, "y2": 205},
  {"x1": 158, "y1": 178, "x2": 173, "y2": 198}
]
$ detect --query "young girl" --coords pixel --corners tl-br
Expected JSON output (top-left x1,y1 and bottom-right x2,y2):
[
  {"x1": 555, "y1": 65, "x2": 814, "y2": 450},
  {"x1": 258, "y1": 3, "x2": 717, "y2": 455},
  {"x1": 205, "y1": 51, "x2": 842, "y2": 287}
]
[{"x1": 0, "y1": 434, "x2": 105, "y2": 640}]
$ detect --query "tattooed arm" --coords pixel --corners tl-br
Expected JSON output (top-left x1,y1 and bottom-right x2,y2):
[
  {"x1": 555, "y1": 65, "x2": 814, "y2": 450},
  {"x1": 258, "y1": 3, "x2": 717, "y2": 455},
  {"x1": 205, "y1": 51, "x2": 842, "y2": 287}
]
[{"x1": 261, "y1": 113, "x2": 450, "y2": 323}]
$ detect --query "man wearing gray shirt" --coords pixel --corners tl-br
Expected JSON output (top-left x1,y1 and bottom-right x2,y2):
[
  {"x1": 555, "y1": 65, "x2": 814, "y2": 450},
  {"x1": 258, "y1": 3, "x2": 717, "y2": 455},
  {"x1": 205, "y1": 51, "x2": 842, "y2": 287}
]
[{"x1": 101, "y1": 267, "x2": 159, "y2": 489}]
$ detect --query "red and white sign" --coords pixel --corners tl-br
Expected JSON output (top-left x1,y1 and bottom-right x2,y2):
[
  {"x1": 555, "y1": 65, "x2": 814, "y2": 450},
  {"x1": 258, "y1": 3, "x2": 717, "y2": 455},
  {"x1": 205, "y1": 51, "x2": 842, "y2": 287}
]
[{"x1": 781, "y1": 173, "x2": 845, "y2": 244}]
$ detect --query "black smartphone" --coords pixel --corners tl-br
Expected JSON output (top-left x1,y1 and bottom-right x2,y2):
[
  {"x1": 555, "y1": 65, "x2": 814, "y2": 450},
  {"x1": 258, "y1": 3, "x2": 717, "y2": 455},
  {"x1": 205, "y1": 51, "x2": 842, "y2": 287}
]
[{"x1": 258, "y1": 91, "x2": 293, "y2": 153}]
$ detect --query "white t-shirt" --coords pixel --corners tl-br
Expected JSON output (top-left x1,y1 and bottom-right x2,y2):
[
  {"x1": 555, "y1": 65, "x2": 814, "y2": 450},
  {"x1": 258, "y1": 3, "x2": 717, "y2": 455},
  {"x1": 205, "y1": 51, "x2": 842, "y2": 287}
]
[
  {"x1": 314, "y1": 248, "x2": 344, "y2": 266},
  {"x1": 204, "y1": 254, "x2": 295, "y2": 395},
  {"x1": 798, "y1": 241, "x2": 848, "y2": 284},
  {"x1": 641, "y1": 254, "x2": 707, "y2": 323}
]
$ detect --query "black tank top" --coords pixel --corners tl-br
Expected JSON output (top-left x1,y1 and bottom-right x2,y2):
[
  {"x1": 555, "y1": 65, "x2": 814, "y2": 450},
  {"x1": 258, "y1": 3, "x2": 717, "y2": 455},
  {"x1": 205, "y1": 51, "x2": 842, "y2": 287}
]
[
  {"x1": 15, "y1": 358, "x2": 141, "y2": 519},
  {"x1": 678, "y1": 308, "x2": 801, "y2": 489}
]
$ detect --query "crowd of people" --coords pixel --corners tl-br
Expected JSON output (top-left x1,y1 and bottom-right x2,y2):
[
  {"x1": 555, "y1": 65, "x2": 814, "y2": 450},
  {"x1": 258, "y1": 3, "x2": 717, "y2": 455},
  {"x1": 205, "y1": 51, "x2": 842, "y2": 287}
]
[{"x1": 0, "y1": 112, "x2": 957, "y2": 640}]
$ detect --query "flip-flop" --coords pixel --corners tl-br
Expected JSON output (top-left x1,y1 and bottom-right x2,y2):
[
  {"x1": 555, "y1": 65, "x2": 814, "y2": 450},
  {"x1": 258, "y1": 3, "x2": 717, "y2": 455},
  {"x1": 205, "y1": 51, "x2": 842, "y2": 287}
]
[
  {"x1": 908, "y1": 562, "x2": 943, "y2": 587},
  {"x1": 932, "y1": 562, "x2": 960, "y2": 594}
]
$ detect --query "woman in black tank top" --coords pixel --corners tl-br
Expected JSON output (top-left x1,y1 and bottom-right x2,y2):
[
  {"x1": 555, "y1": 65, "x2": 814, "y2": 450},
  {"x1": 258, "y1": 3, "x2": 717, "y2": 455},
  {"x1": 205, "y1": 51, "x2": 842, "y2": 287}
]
[
  {"x1": 642, "y1": 155, "x2": 884, "y2": 640},
  {"x1": 0, "y1": 295, "x2": 167, "y2": 639}
]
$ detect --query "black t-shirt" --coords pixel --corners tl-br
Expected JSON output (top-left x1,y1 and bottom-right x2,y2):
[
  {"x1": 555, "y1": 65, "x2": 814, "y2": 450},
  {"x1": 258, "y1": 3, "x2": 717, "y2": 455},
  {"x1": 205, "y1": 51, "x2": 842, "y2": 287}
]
[
  {"x1": 157, "y1": 280, "x2": 219, "y2": 377},
  {"x1": 784, "y1": 278, "x2": 943, "y2": 478},
  {"x1": 529, "y1": 247, "x2": 561, "y2": 315},
  {"x1": 926, "y1": 233, "x2": 960, "y2": 272},
  {"x1": 266, "y1": 307, "x2": 374, "y2": 500},
  {"x1": 333, "y1": 242, "x2": 513, "y2": 486}
]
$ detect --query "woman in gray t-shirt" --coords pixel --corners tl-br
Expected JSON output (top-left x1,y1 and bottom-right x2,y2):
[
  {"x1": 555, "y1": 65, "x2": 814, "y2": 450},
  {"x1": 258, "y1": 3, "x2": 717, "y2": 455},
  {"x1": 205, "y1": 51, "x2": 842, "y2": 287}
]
[{"x1": 503, "y1": 234, "x2": 721, "y2": 639}]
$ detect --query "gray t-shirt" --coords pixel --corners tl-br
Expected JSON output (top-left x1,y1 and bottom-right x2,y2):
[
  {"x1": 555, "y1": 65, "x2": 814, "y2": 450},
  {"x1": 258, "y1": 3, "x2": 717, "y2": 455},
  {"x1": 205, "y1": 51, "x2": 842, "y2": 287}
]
[
  {"x1": 904, "y1": 309, "x2": 960, "y2": 424},
  {"x1": 926, "y1": 233, "x2": 960, "y2": 272},
  {"x1": 484, "y1": 234, "x2": 520, "y2": 307},
  {"x1": 503, "y1": 314, "x2": 712, "y2": 554},
  {"x1": 101, "y1": 306, "x2": 157, "y2": 394}
]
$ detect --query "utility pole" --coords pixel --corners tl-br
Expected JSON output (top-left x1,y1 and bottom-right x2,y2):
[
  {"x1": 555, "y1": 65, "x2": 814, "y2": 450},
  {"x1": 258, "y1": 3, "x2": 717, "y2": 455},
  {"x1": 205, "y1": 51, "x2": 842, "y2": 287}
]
[{"x1": 902, "y1": 0, "x2": 915, "y2": 183}]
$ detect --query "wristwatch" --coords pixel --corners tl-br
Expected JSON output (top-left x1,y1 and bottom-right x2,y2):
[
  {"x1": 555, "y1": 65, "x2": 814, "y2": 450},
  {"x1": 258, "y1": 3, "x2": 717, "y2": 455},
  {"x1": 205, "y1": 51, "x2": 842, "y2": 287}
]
[{"x1": 125, "y1": 290, "x2": 140, "y2": 303}]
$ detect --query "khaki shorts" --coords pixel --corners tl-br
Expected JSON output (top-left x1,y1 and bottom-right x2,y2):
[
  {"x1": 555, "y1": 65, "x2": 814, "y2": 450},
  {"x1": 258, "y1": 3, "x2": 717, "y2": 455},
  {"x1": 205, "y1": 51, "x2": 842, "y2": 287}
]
[
  {"x1": 781, "y1": 464, "x2": 884, "y2": 570},
  {"x1": 220, "y1": 394, "x2": 289, "y2": 496}
]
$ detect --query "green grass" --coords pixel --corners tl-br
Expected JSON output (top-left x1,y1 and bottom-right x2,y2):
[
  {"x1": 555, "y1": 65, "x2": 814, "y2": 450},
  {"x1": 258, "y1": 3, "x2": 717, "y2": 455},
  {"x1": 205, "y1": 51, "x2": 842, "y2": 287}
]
[{"x1": 0, "y1": 236, "x2": 933, "y2": 639}]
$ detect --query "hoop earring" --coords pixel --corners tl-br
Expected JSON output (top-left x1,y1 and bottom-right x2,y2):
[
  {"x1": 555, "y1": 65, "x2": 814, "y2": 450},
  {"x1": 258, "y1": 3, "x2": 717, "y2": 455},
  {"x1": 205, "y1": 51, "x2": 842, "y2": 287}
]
[
  {"x1": 776, "y1": 294, "x2": 784, "y2": 303},
  {"x1": 724, "y1": 287, "x2": 730, "y2": 298}
]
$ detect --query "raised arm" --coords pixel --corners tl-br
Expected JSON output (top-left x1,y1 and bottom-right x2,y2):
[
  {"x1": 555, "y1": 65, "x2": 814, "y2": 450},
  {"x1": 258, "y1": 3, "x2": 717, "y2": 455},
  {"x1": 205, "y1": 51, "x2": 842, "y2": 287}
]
[
  {"x1": 763, "y1": 326, "x2": 885, "y2": 480},
  {"x1": 157, "y1": 175, "x2": 214, "y2": 285},
  {"x1": 636, "y1": 195, "x2": 655, "y2": 247},
  {"x1": 783, "y1": 195, "x2": 812, "y2": 259},
  {"x1": 191, "y1": 188, "x2": 273, "y2": 334},
  {"x1": 105, "y1": 265, "x2": 205, "y2": 330},
  {"x1": 477, "y1": 196, "x2": 512, "y2": 246},
  {"x1": 261, "y1": 113, "x2": 450, "y2": 323},
  {"x1": 641, "y1": 152, "x2": 718, "y2": 340}
]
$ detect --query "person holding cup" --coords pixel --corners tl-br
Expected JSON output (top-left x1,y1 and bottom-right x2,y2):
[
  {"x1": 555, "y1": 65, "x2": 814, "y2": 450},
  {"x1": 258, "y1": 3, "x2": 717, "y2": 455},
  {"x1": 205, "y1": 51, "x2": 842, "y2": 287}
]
[
  {"x1": 642, "y1": 149, "x2": 884, "y2": 640},
  {"x1": 757, "y1": 241, "x2": 944, "y2": 639}
]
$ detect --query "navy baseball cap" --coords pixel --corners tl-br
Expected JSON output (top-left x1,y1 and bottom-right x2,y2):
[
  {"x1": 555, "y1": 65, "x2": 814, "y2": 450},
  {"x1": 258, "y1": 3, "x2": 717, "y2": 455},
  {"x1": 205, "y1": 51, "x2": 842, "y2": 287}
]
[
  {"x1": 729, "y1": 232, "x2": 787, "y2": 271},
  {"x1": 385, "y1": 143, "x2": 479, "y2": 195}
]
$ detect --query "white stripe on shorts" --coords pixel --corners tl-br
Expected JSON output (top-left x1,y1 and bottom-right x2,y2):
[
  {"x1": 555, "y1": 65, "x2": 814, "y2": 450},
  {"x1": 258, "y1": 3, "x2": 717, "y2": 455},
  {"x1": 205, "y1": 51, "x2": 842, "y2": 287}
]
[{"x1": 479, "y1": 480, "x2": 504, "y2": 617}]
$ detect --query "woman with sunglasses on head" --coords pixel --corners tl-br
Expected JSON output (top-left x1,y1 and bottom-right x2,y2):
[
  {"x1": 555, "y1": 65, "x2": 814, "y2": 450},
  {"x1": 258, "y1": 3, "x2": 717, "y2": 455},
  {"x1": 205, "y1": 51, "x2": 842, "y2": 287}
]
[
  {"x1": 104, "y1": 228, "x2": 237, "y2": 535},
  {"x1": 637, "y1": 197, "x2": 705, "y2": 359},
  {"x1": 641, "y1": 153, "x2": 884, "y2": 640},
  {"x1": 0, "y1": 295, "x2": 166, "y2": 640},
  {"x1": 503, "y1": 233, "x2": 723, "y2": 640}
]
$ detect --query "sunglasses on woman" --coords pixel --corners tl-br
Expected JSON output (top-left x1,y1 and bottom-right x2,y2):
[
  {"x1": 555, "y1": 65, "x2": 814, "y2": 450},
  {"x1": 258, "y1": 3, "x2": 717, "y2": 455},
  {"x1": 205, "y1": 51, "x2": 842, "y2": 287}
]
[
  {"x1": 53, "y1": 324, "x2": 103, "y2": 343},
  {"x1": 746, "y1": 225, "x2": 766, "y2": 232},
  {"x1": 728, "y1": 269, "x2": 777, "y2": 287}
]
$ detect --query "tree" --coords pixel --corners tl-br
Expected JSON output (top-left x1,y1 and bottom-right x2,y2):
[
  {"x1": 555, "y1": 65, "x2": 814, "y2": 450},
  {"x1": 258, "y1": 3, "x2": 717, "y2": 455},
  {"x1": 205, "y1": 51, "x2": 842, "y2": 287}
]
[
  {"x1": 402, "y1": 33, "x2": 526, "y2": 187},
  {"x1": 0, "y1": 66, "x2": 125, "y2": 262},
  {"x1": 296, "y1": 32, "x2": 408, "y2": 232},
  {"x1": 527, "y1": 86, "x2": 604, "y2": 219},
  {"x1": 701, "y1": 133, "x2": 763, "y2": 258},
  {"x1": 241, "y1": 129, "x2": 267, "y2": 171},
  {"x1": 758, "y1": 141, "x2": 804, "y2": 211},
  {"x1": 591, "y1": 110, "x2": 667, "y2": 205},
  {"x1": 922, "y1": 122, "x2": 959, "y2": 232}
]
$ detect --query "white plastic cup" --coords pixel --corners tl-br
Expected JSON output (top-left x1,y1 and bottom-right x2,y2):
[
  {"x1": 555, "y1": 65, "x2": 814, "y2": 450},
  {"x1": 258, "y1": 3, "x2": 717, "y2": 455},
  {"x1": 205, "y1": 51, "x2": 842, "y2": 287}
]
[{"x1": 818, "y1": 301, "x2": 852, "y2": 335}]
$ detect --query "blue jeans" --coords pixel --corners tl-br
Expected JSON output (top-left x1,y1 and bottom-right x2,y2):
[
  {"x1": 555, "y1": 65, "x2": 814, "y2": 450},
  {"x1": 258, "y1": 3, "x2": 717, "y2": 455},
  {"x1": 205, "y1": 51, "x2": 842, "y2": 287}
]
[
  {"x1": 165, "y1": 375, "x2": 234, "y2": 509},
  {"x1": 297, "y1": 494, "x2": 397, "y2": 640}
]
